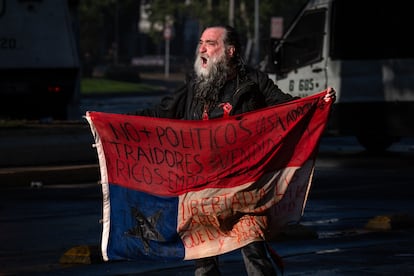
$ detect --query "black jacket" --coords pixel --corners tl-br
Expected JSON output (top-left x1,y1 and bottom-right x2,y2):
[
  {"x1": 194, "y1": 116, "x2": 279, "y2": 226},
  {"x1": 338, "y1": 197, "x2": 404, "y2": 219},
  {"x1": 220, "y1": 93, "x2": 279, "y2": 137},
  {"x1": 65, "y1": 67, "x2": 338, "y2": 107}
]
[{"x1": 137, "y1": 66, "x2": 296, "y2": 120}]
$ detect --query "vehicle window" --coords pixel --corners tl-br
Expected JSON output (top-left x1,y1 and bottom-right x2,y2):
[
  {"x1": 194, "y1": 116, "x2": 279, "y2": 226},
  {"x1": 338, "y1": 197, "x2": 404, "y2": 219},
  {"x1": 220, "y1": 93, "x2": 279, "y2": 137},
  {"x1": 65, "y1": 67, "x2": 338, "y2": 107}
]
[
  {"x1": 330, "y1": 0, "x2": 414, "y2": 59},
  {"x1": 278, "y1": 8, "x2": 326, "y2": 73}
]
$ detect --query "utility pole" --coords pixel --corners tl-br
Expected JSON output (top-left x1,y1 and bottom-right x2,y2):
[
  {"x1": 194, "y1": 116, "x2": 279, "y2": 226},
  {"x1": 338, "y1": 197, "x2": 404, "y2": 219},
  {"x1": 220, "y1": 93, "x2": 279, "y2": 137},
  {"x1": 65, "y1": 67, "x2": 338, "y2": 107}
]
[
  {"x1": 164, "y1": 34, "x2": 170, "y2": 79},
  {"x1": 164, "y1": 16, "x2": 173, "y2": 79},
  {"x1": 229, "y1": 0, "x2": 235, "y2": 26},
  {"x1": 253, "y1": 0, "x2": 259, "y2": 66},
  {"x1": 113, "y1": 0, "x2": 119, "y2": 65}
]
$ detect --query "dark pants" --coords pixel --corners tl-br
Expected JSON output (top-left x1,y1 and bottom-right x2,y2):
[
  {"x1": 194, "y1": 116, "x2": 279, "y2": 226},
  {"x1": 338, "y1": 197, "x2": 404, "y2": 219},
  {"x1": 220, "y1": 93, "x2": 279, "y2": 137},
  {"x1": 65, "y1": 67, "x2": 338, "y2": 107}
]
[{"x1": 194, "y1": 241, "x2": 277, "y2": 276}]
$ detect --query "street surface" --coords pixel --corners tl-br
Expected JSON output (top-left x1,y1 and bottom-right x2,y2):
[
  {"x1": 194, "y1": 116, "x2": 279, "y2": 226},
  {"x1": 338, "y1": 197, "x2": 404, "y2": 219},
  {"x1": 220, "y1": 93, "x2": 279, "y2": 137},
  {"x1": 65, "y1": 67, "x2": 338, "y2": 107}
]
[{"x1": 1, "y1": 137, "x2": 413, "y2": 275}]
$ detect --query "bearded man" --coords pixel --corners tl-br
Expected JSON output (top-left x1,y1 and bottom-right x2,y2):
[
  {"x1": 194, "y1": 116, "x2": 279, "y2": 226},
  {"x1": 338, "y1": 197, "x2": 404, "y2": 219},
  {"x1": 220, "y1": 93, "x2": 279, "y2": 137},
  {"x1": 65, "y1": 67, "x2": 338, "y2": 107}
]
[{"x1": 132, "y1": 25, "x2": 336, "y2": 275}]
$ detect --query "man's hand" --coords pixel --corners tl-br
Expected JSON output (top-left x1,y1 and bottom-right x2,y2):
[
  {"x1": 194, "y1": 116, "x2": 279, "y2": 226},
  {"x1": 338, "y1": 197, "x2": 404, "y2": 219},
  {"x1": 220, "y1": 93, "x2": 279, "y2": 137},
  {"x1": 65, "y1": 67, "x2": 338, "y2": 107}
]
[{"x1": 324, "y1": 87, "x2": 336, "y2": 102}]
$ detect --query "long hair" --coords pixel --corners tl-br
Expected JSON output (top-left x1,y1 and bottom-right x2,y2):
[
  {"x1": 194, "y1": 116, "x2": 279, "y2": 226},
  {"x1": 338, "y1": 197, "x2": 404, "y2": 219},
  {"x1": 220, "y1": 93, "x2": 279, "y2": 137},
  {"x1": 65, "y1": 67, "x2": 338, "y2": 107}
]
[{"x1": 210, "y1": 24, "x2": 245, "y2": 69}]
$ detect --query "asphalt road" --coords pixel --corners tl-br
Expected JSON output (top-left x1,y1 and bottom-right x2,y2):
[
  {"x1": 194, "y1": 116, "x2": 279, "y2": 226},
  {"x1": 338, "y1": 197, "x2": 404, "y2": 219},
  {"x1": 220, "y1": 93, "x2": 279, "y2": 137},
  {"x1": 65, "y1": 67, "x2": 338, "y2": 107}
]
[{"x1": 1, "y1": 137, "x2": 413, "y2": 275}]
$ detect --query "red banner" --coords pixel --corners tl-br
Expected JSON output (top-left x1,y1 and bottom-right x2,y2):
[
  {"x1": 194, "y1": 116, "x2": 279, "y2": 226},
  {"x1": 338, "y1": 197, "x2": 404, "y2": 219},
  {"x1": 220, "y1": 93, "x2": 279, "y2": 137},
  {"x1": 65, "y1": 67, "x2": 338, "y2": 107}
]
[{"x1": 86, "y1": 90, "x2": 332, "y2": 261}]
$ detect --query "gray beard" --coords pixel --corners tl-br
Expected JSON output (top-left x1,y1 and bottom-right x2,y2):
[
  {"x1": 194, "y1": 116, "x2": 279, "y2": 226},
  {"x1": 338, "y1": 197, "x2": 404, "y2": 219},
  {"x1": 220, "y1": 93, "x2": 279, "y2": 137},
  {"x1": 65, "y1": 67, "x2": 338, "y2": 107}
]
[{"x1": 193, "y1": 59, "x2": 229, "y2": 108}]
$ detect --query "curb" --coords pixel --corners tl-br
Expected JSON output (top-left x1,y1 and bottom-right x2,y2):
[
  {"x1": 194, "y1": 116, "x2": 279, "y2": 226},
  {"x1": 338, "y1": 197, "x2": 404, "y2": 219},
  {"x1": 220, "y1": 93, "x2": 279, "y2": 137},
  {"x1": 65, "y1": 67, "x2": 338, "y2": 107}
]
[
  {"x1": 0, "y1": 121, "x2": 100, "y2": 188},
  {"x1": 0, "y1": 164, "x2": 100, "y2": 188}
]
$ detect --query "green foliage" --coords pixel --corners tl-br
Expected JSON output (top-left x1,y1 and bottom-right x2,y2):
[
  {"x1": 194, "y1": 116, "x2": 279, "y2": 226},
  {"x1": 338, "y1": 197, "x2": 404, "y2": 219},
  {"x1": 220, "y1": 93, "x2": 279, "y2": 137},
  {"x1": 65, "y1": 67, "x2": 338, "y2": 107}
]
[
  {"x1": 78, "y1": 0, "x2": 110, "y2": 53},
  {"x1": 77, "y1": 0, "x2": 308, "y2": 65},
  {"x1": 141, "y1": 0, "x2": 307, "y2": 42},
  {"x1": 78, "y1": 0, "x2": 140, "y2": 58}
]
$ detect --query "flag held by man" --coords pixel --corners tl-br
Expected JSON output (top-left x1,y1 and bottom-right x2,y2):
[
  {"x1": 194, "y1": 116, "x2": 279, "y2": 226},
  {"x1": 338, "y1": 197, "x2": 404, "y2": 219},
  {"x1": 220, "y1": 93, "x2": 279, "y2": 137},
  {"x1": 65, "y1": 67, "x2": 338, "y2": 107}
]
[{"x1": 85, "y1": 90, "x2": 333, "y2": 261}]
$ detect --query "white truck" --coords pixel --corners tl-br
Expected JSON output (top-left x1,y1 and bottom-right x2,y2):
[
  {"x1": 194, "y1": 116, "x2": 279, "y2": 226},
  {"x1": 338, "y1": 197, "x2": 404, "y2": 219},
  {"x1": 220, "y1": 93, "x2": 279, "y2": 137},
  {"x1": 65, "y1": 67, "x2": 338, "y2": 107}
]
[
  {"x1": 0, "y1": 0, "x2": 80, "y2": 120},
  {"x1": 268, "y1": 0, "x2": 414, "y2": 151}
]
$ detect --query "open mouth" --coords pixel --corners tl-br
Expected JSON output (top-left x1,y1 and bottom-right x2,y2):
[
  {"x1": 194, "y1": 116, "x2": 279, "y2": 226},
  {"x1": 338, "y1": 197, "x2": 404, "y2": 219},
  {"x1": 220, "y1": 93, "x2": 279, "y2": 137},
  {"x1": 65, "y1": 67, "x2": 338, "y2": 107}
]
[{"x1": 201, "y1": 57, "x2": 208, "y2": 67}]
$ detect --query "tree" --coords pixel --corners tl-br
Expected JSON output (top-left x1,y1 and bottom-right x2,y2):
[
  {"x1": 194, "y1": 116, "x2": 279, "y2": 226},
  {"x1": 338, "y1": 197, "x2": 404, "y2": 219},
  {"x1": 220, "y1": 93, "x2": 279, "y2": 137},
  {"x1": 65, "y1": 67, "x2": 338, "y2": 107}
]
[
  {"x1": 143, "y1": 0, "x2": 307, "y2": 65},
  {"x1": 79, "y1": 0, "x2": 141, "y2": 64},
  {"x1": 77, "y1": 0, "x2": 307, "y2": 68}
]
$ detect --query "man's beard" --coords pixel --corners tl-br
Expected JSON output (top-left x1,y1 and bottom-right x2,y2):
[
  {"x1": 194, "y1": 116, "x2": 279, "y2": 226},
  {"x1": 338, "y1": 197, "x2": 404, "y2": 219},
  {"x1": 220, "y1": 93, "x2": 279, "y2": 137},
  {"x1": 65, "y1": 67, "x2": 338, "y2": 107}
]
[{"x1": 193, "y1": 51, "x2": 229, "y2": 110}]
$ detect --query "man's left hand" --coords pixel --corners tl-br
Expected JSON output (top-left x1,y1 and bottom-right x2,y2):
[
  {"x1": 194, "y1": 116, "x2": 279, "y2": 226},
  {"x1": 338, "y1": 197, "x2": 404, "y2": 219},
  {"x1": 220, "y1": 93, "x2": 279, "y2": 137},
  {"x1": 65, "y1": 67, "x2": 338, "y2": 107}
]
[{"x1": 324, "y1": 87, "x2": 336, "y2": 102}]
